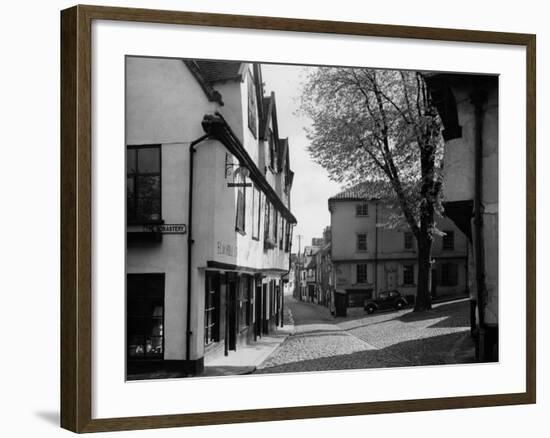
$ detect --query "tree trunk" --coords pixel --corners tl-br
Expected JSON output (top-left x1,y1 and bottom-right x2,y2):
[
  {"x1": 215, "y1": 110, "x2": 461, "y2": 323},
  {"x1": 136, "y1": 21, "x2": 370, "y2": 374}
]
[{"x1": 415, "y1": 234, "x2": 433, "y2": 312}]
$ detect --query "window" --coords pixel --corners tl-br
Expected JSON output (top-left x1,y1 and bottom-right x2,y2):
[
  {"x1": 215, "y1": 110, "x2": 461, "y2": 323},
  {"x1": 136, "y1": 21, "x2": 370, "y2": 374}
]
[
  {"x1": 204, "y1": 272, "x2": 220, "y2": 345},
  {"x1": 443, "y1": 230, "x2": 455, "y2": 250},
  {"x1": 127, "y1": 146, "x2": 161, "y2": 223},
  {"x1": 441, "y1": 263, "x2": 458, "y2": 286},
  {"x1": 268, "y1": 129, "x2": 276, "y2": 170},
  {"x1": 404, "y1": 231, "x2": 414, "y2": 250},
  {"x1": 247, "y1": 72, "x2": 257, "y2": 138},
  {"x1": 357, "y1": 233, "x2": 367, "y2": 252},
  {"x1": 238, "y1": 276, "x2": 251, "y2": 330},
  {"x1": 279, "y1": 218, "x2": 285, "y2": 250},
  {"x1": 235, "y1": 172, "x2": 246, "y2": 234},
  {"x1": 273, "y1": 210, "x2": 278, "y2": 241},
  {"x1": 357, "y1": 263, "x2": 368, "y2": 284},
  {"x1": 284, "y1": 221, "x2": 292, "y2": 252},
  {"x1": 127, "y1": 274, "x2": 164, "y2": 358},
  {"x1": 356, "y1": 203, "x2": 368, "y2": 216},
  {"x1": 251, "y1": 186, "x2": 261, "y2": 240},
  {"x1": 403, "y1": 265, "x2": 415, "y2": 285},
  {"x1": 263, "y1": 201, "x2": 275, "y2": 249}
]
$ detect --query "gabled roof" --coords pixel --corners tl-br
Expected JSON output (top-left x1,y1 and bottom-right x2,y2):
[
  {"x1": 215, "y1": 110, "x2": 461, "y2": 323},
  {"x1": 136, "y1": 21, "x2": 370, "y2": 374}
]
[
  {"x1": 260, "y1": 96, "x2": 273, "y2": 140},
  {"x1": 329, "y1": 181, "x2": 393, "y2": 202},
  {"x1": 278, "y1": 138, "x2": 289, "y2": 172}
]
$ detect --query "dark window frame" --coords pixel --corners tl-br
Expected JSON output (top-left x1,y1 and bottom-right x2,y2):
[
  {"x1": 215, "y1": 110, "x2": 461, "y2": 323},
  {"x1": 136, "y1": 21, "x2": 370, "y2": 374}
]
[
  {"x1": 127, "y1": 145, "x2": 162, "y2": 225},
  {"x1": 443, "y1": 230, "x2": 455, "y2": 250},
  {"x1": 356, "y1": 233, "x2": 368, "y2": 252},
  {"x1": 284, "y1": 221, "x2": 292, "y2": 253},
  {"x1": 404, "y1": 231, "x2": 414, "y2": 250},
  {"x1": 238, "y1": 275, "x2": 252, "y2": 330},
  {"x1": 357, "y1": 263, "x2": 368, "y2": 284},
  {"x1": 126, "y1": 273, "x2": 165, "y2": 360},
  {"x1": 355, "y1": 203, "x2": 369, "y2": 216},
  {"x1": 235, "y1": 172, "x2": 246, "y2": 235},
  {"x1": 403, "y1": 264, "x2": 415, "y2": 285},
  {"x1": 251, "y1": 186, "x2": 261, "y2": 241}
]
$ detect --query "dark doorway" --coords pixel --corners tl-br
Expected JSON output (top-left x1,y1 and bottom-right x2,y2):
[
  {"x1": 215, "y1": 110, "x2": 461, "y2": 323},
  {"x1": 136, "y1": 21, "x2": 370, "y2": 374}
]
[
  {"x1": 262, "y1": 283, "x2": 269, "y2": 334},
  {"x1": 226, "y1": 276, "x2": 237, "y2": 352},
  {"x1": 255, "y1": 280, "x2": 262, "y2": 340}
]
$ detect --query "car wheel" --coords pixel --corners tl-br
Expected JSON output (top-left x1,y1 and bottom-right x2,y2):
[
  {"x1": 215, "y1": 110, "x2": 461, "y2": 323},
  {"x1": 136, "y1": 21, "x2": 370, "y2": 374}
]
[
  {"x1": 366, "y1": 305, "x2": 376, "y2": 314},
  {"x1": 395, "y1": 300, "x2": 404, "y2": 310}
]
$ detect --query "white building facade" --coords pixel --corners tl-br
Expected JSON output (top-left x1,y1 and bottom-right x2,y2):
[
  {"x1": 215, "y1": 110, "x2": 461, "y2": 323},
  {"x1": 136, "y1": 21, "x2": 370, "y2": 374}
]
[
  {"x1": 329, "y1": 185, "x2": 469, "y2": 316},
  {"x1": 126, "y1": 58, "x2": 295, "y2": 377}
]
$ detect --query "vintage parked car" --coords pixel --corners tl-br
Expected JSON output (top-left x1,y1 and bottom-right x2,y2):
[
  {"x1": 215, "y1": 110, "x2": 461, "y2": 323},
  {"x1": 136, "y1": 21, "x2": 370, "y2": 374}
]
[{"x1": 364, "y1": 290, "x2": 408, "y2": 314}]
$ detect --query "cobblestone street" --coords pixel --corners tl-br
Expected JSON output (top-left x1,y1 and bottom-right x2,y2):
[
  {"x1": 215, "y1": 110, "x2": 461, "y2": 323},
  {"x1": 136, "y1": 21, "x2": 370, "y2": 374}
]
[{"x1": 255, "y1": 296, "x2": 475, "y2": 375}]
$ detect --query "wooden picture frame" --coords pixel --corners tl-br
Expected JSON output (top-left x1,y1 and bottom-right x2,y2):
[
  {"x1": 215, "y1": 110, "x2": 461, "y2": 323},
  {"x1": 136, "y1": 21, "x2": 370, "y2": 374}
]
[{"x1": 60, "y1": 4, "x2": 536, "y2": 433}]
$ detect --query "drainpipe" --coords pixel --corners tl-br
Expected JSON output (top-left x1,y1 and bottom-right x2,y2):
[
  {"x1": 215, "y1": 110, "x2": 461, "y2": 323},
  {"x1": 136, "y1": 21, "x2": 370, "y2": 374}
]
[
  {"x1": 185, "y1": 133, "x2": 211, "y2": 364},
  {"x1": 471, "y1": 87, "x2": 488, "y2": 361},
  {"x1": 374, "y1": 202, "x2": 379, "y2": 297}
]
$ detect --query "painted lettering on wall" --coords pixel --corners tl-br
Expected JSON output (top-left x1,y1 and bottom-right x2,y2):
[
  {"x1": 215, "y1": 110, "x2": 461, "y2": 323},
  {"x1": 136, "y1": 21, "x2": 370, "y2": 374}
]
[{"x1": 217, "y1": 241, "x2": 238, "y2": 257}]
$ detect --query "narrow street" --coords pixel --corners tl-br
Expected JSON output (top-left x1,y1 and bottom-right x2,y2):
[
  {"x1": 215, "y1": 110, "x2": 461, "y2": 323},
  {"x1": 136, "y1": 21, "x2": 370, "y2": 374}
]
[{"x1": 255, "y1": 296, "x2": 475, "y2": 375}]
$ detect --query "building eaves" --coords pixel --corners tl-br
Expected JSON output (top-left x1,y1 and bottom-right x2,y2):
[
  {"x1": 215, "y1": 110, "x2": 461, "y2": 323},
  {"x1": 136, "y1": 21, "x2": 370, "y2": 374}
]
[
  {"x1": 201, "y1": 112, "x2": 297, "y2": 224},
  {"x1": 183, "y1": 60, "x2": 224, "y2": 105},
  {"x1": 194, "y1": 60, "x2": 243, "y2": 83},
  {"x1": 328, "y1": 181, "x2": 393, "y2": 202}
]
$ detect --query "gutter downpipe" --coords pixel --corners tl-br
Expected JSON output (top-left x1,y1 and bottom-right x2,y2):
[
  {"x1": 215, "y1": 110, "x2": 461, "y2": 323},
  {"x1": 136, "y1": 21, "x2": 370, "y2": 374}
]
[
  {"x1": 185, "y1": 133, "x2": 211, "y2": 365},
  {"x1": 374, "y1": 202, "x2": 379, "y2": 297},
  {"x1": 471, "y1": 88, "x2": 488, "y2": 361}
]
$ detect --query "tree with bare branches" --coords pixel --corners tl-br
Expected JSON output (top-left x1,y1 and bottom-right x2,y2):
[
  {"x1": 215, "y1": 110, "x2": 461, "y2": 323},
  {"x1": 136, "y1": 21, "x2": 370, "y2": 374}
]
[{"x1": 300, "y1": 67, "x2": 444, "y2": 311}]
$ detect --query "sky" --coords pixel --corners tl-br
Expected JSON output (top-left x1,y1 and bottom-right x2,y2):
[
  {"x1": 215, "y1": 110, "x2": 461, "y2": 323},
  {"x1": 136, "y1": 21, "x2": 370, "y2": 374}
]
[{"x1": 260, "y1": 64, "x2": 342, "y2": 254}]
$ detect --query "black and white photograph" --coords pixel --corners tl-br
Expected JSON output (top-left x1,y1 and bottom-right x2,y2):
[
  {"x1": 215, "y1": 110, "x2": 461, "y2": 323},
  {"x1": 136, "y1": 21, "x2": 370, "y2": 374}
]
[{"x1": 125, "y1": 57, "x2": 499, "y2": 381}]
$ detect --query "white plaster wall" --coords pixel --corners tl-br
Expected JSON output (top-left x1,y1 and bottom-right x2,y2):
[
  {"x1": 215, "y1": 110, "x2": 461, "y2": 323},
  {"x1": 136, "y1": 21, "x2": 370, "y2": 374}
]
[
  {"x1": 126, "y1": 57, "x2": 217, "y2": 145},
  {"x1": 126, "y1": 143, "x2": 190, "y2": 360},
  {"x1": 331, "y1": 201, "x2": 468, "y2": 261}
]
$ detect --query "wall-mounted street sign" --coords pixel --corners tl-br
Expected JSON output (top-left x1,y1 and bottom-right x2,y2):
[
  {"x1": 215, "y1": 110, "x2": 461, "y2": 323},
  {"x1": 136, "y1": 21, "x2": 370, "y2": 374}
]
[
  {"x1": 143, "y1": 223, "x2": 187, "y2": 234},
  {"x1": 227, "y1": 182, "x2": 252, "y2": 188}
]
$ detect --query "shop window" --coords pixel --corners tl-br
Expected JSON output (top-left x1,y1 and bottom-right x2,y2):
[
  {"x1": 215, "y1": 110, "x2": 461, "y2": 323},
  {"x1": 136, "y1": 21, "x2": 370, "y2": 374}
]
[
  {"x1": 127, "y1": 145, "x2": 161, "y2": 223},
  {"x1": 238, "y1": 276, "x2": 252, "y2": 330},
  {"x1": 127, "y1": 274, "x2": 164, "y2": 358},
  {"x1": 204, "y1": 272, "x2": 220, "y2": 345}
]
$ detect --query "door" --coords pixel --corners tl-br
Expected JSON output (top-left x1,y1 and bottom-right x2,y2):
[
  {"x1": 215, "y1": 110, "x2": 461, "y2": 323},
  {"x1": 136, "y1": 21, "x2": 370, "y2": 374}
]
[
  {"x1": 386, "y1": 271, "x2": 397, "y2": 290},
  {"x1": 262, "y1": 283, "x2": 268, "y2": 334},
  {"x1": 226, "y1": 276, "x2": 237, "y2": 352},
  {"x1": 255, "y1": 281, "x2": 262, "y2": 340}
]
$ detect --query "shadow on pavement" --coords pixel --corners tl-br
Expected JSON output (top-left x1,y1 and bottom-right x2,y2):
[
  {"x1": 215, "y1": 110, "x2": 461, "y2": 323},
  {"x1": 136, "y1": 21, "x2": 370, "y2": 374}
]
[{"x1": 255, "y1": 331, "x2": 479, "y2": 375}]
